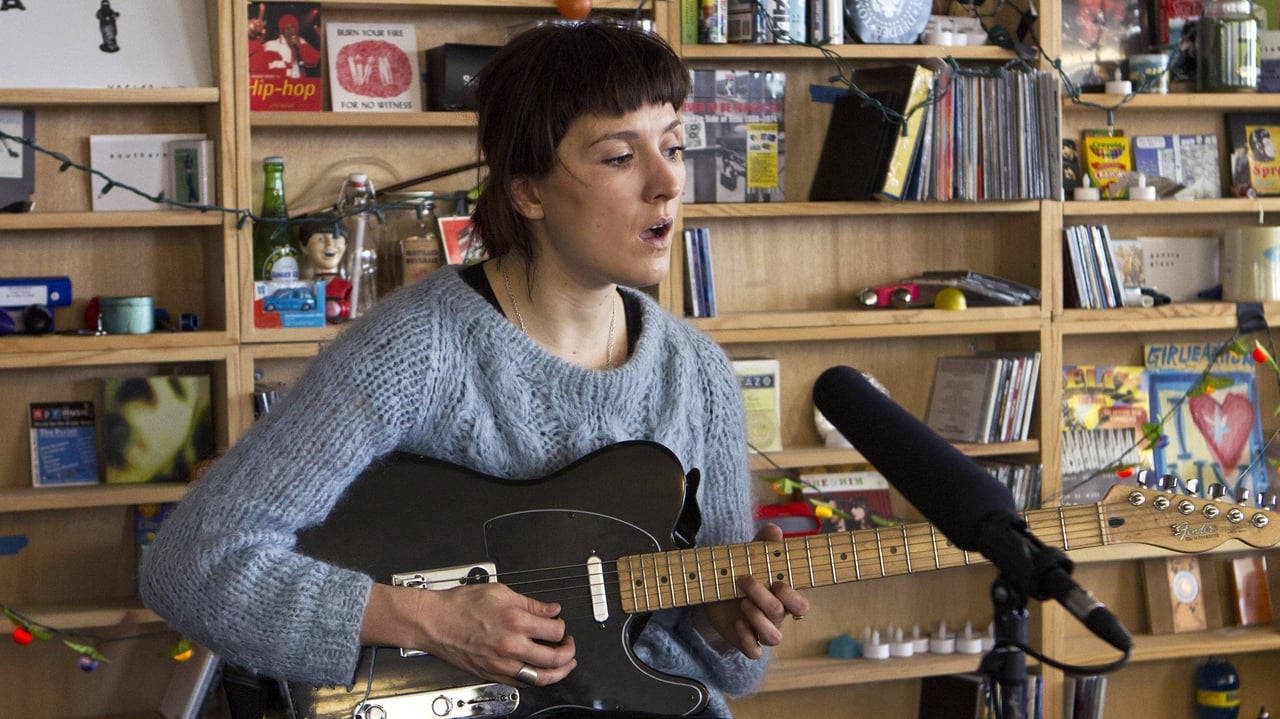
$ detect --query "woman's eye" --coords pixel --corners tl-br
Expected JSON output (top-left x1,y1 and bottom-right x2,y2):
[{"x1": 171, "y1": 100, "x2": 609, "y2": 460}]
[
  {"x1": 666, "y1": 145, "x2": 686, "y2": 160},
  {"x1": 606, "y1": 153, "x2": 634, "y2": 167}
]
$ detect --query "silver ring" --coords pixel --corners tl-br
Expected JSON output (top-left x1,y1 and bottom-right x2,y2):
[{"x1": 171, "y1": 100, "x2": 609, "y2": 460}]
[{"x1": 514, "y1": 664, "x2": 539, "y2": 685}]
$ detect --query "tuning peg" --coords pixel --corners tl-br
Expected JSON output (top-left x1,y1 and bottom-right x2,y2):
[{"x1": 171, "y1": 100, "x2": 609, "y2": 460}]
[
  {"x1": 1208, "y1": 483, "x2": 1230, "y2": 500},
  {"x1": 1257, "y1": 493, "x2": 1277, "y2": 511},
  {"x1": 1182, "y1": 478, "x2": 1202, "y2": 496},
  {"x1": 1158, "y1": 473, "x2": 1178, "y2": 491},
  {"x1": 1236, "y1": 487, "x2": 1253, "y2": 505},
  {"x1": 1134, "y1": 469, "x2": 1155, "y2": 488}
]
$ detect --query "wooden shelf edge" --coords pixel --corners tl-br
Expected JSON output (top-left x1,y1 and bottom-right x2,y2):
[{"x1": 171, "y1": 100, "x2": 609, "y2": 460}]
[
  {"x1": 250, "y1": 110, "x2": 476, "y2": 128},
  {"x1": 0, "y1": 482, "x2": 189, "y2": 513},
  {"x1": 700, "y1": 308, "x2": 1044, "y2": 343},
  {"x1": 756, "y1": 651, "x2": 1007, "y2": 692},
  {"x1": 1064, "y1": 624, "x2": 1280, "y2": 666},
  {"x1": 680, "y1": 43, "x2": 1014, "y2": 62},
  {"x1": 0, "y1": 334, "x2": 237, "y2": 368},
  {"x1": 0, "y1": 88, "x2": 219, "y2": 106},
  {"x1": 0, "y1": 600, "x2": 164, "y2": 633},
  {"x1": 683, "y1": 200, "x2": 1042, "y2": 219},
  {"x1": 1064, "y1": 93, "x2": 1280, "y2": 111},
  {"x1": 1058, "y1": 304, "x2": 1245, "y2": 334},
  {"x1": 0, "y1": 210, "x2": 227, "y2": 230},
  {"x1": 750, "y1": 441, "x2": 1040, "y2": 470},
  {"x1": 1062, "y1": 197, "x2": 1280, "y2": 217}
]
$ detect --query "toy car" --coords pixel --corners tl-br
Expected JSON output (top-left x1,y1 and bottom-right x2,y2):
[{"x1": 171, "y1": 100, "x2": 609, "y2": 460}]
[{"x1": 262, "y1": 286, "x2": 316, "y2": 313}]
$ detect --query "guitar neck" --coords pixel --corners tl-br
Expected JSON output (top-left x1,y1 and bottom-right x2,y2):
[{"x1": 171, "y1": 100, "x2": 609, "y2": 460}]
[{"x1": 615, "y1": 502, "x2": 1107, "y2": 614}]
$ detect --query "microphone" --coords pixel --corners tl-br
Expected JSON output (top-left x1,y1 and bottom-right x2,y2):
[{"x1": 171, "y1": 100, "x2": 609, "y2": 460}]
[{"x1": 812, "y1": 365, "x2": 1132, "y2": 653}]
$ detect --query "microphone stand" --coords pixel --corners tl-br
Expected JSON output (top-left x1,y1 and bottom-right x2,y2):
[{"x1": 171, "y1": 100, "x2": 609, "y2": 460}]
[{"x1": 978, "y1": 577, "x2": 1030, "y2": 719}]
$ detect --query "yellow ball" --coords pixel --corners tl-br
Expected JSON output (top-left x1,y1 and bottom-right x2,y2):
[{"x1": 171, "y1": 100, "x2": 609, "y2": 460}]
[{"x1": 934, "y1": 287, "x2": 967, "y2": 310}]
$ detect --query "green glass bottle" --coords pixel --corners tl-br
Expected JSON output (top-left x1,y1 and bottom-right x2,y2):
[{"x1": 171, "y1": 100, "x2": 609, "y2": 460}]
[{"x1": 252, "y1": 156, "x2": 300, "y2": 282}]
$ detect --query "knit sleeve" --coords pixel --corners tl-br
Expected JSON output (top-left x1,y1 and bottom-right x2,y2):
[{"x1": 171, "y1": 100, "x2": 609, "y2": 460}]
[{"x1": 139, "y1": 280, "x2": 456, "y2": 686}]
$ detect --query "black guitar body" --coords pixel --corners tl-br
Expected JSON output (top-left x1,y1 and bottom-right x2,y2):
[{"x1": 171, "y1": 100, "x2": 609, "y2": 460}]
[{"x1": 287, "y1": 441, "x2": 709, "y2": 718}]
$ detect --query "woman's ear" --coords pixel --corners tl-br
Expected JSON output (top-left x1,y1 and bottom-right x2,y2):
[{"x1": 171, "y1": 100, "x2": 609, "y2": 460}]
[{"x1": 510, "y1": 176, "x2": 545, "y2": 220}]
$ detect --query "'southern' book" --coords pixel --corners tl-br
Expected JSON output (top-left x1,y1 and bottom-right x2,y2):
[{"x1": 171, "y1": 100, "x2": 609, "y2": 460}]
[
  {"x1": 326, "y1": 22, "x2": 423, "y2": 112},
  {"x1": 1144, "y1": 341, "x2": 1268, "y2": 498},
  {"x1": 88, "y1": 133, "x2": 207, "y2": 211},
  {"x1": 1061, "y1": 365, "x2": 1152, "y2": 505},
  {"x1": 733, "y1": 359, "x2": 783, "y2": 452},
  {"x1": 102, "y1": 375, "x2": 214, "y2": 485},
  {"x1": 29, "y1": 401, "x2": 100, "y2": 488},
  {"x1": 248, "y1": 2, "x2": 324, "y2": 111},
  {"x1": 0, "y1": 109, "x2": 34, "y2": 210}
]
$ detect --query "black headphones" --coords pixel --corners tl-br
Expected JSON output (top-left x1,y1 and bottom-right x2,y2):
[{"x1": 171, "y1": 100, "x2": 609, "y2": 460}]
[{"x1": 0, "y1": 304, "x2": 53, "y2": 336}]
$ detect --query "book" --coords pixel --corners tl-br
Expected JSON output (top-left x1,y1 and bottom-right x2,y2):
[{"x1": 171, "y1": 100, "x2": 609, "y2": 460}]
[
  {"x1": 918, "y1": 674, "x2": 992, "y2": 719},
  {"x1": 1225, "y1": 111, "x2": 1280, "y2": 196},
  {"x1": 326, "y1": 22, "x2": 423, "y2": 112},
  {"x1": 166, "y1": 139, "x2": 213, "y2": 206},
  {"x1": 683, "y1": 69, "x2": 786, "y2": 203},
  {"x1": 924, "y1": 356, "x2": 1005, "y2": 444},
  {"x1": 733, "y1": 359, "x2": 783, "y2": 453},
  {"x1": 0, "y1": 109, "x2": 35, "y2": 211},
  {"x1": 102, "y1": 375, "x2": 214, "y2": 485},
  {"x1": 135, "y1": 501, "x2": 177, "y2": 589},
  {"x1": 1105, "y1": 236, "x2": 1219, "y2": 302},
  {"x1": 438, "y1": 215, "x2": 484, "y2": 264},
  {"x1": 158, "y1": 642, "x2": 220, "y2": 719},
  {"x1": 797, "y1": 466, "x2": 899, "y2": 531},
  {"x1": 1144, "y1": 341, "x2": 1268, "y2": 497},
  {"x1": 1130, "y1": 134, "x2": 1222, "y2": 199},
  {"x1": 28, "y1": 401, "x2": 100, "y2": 487},
  {"x1": 248, "y1": 3, "x2": 324, "y2": 111},
  {"x1": 1152, "y1": 0, "x2": 1203, "y2": 46},
  {"x1": 682, "y1": 227, "x2": 717, "y2": 318},
  {"x1": 88, "y1": 133, "x2": 208, "y2": 211},
  {"x1": 1061, "y1": 365, "x2": 1152, "y2": 505},
  {"x1": 1245, "y1": 124, "x2": 1280, "y2": 196},
  {"x1": 809, "y1": 87, "x2": 902, "y2": 202},
  {"x1": 875, "y1": 63, "x2": 938, "y2": 201}
]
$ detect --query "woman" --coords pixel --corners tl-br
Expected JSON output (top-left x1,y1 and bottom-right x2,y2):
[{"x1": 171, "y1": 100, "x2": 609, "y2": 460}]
[{"x1": 141, "y1": 20, "x2": 807, "y2": 717}]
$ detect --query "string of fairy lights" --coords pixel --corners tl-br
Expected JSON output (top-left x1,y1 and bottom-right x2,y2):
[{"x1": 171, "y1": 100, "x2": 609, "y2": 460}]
[{"x1": 1, "y1": 0, "x2": 1274, "y2": 671}]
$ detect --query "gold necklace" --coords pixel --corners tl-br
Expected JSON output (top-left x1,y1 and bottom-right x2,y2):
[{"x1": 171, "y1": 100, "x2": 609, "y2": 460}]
[{"x1": 501, "y1": 260, "x2": 616, "y2": 370}]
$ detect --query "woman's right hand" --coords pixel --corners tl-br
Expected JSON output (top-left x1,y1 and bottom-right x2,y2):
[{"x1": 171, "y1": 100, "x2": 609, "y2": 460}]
[{"x1": 361, "y1": 581, "x2": 577, "y2": 687}]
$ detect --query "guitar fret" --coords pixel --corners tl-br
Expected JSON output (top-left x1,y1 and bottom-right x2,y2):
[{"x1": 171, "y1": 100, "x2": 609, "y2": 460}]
[
  {"x1": 826, "y1": 534, "x2": 838, "y2": 585},
  {"x1": 802, "y1": 535, "x2": 816, "y2": 589},
  {"x1": 691, "y1": 548, "x2": 707, "y2": 606},
  {"x1": 663, "y1": 551, "x2": 676, "y2": 609},
  {"x1": 901, "y1": 525, "x2": 913, "y2": 574},
  {"x1": 874, "y1": 529, "x2": 887, "y2": 577}
]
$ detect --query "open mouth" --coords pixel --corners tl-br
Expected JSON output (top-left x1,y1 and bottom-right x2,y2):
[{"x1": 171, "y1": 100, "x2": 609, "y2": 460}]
[{"x1": 642, "y1": 219, "x2": 673, "y2": 240}]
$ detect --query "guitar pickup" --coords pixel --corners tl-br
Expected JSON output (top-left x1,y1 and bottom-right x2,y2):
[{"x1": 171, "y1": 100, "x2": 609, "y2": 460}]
[
  {"x1": 391, "y1": 563, "x2": 496, "y2": 658},
  {"x1": 354, "y1": 682, "x2": 519, "y2": 718}
]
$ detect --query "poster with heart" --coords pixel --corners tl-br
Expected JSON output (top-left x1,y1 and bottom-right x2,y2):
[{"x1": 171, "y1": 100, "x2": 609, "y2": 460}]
[{"x1": 1145, "y1": 341, "x2": 1268, "y2": 499}]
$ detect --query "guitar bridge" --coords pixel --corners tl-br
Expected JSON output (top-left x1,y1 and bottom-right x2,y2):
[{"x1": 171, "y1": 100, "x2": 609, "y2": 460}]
[
  {"x1": 391, "y1": 563, "x2": 496, "y2": 658},
  {"x1": 354, "y1": 683, "x2": 519, "y2": 718}
]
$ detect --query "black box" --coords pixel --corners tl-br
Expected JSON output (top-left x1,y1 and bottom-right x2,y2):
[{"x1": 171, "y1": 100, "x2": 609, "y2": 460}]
[{"x1": 424, "y1": 43, "x2": 500, "y2": 111}]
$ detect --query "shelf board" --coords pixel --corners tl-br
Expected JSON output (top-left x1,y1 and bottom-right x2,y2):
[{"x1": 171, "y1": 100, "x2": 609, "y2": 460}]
[
  {"x1": 1063, "y1": 197, "x2": 1280, "y2": 217},
  {"x1": 683, "y1": 200, "x2": 1041, "y2": 219},
  {"x1": 0, "y1": 88, "x2": 220, "y2": 106},
  {"x1": 250, "y1": 110, "x2": 476, "y2": 128},
  {"x1": 1058, "y1": 303, "x2": 1249, "y2": 334},
  {"x1": 0, "y1": 333, "x2": 236, "y2": 368},
  {"x1": 758, "y1": 651, "x2": 1012, "y2": 692},
  {"x1": 0, "y1": 599, "x2": 164, "y2": 633},
  {"x1": 243, "y1": 325, "x2": 342, "y2": 344},
  {"x1": 0, "y1": 210, "x2": 227, "y2": 230},
  {"x1": 750, "y1": 440, "x2": 1040, "y2": 470},
  {"x1": 1064, "y1": 92, "x2": 1280, "y2": 111},
  {"x1": 698, "y1": 307, "x2": 1044, "y2": 343},
  {"x1": 1064, "y1": 624, "x2": 1280, "y2": 666},
  {"x1": 321, "y1": 0, "x2": 644, "y2": 8},
  {"x1": 680, "y1": 43, "x2": 1015, "y2": 62},
  {"x1": 0, "y1": 482, "x2": 188, "y2": 513}
]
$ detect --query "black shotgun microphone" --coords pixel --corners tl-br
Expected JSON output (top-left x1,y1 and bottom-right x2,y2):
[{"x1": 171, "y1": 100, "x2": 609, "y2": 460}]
[{"x1": 812, "y1": 365, "x2": 1132, "y2": 653}]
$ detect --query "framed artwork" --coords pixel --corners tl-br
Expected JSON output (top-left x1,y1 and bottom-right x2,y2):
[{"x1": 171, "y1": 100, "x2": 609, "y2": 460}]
[{"x1": 438, "y1": 216, "x2": 485, "y2": 264}]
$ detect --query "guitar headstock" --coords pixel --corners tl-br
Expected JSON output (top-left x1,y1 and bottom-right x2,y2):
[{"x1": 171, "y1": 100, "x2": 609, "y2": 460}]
[{"x1": 1099, "y1": 484, "x2": 1279, "y2": 553}]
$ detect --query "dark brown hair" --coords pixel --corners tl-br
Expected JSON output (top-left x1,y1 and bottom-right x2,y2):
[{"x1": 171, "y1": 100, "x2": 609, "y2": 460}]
[{"x1": 471, "y1": 20, "x2": 691, "y2": 262}]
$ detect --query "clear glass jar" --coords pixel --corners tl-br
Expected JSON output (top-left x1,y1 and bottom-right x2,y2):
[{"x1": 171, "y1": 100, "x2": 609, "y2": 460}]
[
  {"x1": 1196, "y1": 0, "x2": 1260, "y2": 92},
  {"x1": 381, "y1": 191, "x2": 451, "y2": 291}
]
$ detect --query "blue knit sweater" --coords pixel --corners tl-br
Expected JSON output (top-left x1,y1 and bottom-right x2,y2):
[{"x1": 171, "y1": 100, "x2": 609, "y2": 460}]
[{"x1": 140, "y1": 266, "x2": 763, "y2": 716}]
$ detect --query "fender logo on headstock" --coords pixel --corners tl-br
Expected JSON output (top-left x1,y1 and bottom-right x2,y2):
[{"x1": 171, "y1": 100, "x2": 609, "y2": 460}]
[{"x1": 1171, "y1": 522, "x2": 1220, "y2": 542}]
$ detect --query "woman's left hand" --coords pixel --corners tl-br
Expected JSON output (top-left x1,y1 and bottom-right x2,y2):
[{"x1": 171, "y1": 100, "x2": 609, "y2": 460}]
[{"x1": 702, "y1": 522, "x2": 810, "y2": 659}]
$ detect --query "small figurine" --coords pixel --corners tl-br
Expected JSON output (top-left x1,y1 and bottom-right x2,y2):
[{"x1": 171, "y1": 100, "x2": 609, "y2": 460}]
[
  {"x1": 97, "y1": 0, "x2": 120, "y2": 53},
  {"x1": 298, "y1": 217, "x2": 351, "y2": 323}
]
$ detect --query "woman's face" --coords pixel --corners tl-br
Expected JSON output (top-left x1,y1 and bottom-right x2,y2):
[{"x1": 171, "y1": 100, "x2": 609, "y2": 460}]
[{"x1": 517, "y1": 102, "x2": 685, "y2": 289}]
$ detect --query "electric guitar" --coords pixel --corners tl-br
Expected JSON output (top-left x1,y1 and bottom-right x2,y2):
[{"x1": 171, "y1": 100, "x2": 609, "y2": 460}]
[{"x1": 287, "y1": 441, "x2": 1278, "y2": 718}]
